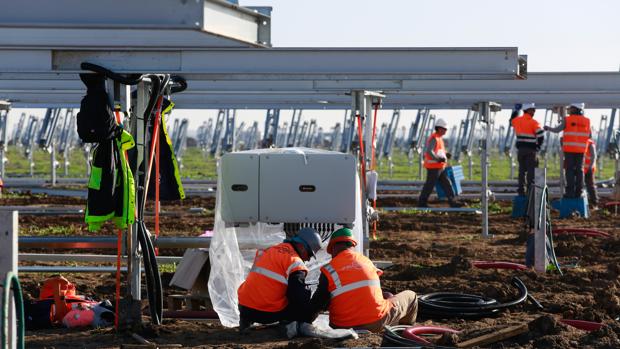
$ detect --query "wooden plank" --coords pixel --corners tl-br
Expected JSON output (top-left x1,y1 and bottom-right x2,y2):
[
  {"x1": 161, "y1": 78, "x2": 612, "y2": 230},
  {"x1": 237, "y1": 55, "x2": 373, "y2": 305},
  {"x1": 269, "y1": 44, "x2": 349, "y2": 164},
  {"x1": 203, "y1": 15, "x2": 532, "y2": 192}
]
[{"x1": 456, "y1": 324, "x2": 529, "y2": 348}]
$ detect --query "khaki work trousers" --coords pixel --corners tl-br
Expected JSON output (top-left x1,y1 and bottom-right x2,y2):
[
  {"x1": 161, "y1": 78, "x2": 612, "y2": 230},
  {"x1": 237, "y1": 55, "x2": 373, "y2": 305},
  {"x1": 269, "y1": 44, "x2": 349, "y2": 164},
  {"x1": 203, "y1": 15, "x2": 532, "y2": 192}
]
[{"x1": 356, "y1": 290, "x2": 418, "y2": 333}]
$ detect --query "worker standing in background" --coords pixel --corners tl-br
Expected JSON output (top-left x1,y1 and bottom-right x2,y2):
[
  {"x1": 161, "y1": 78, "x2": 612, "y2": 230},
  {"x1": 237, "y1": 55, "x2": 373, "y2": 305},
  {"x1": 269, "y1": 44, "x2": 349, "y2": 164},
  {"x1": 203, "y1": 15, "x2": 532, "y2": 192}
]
[
  {"x1": 308, "y1": 228, "x2": 418, "y2": 332},
  {"x1": 417, "y1": 118, "x2": 461, "y2": 207},
  {"x1": 511, "y1": 103, "x2": 544, "y2": 196},
  {"x1": 545, "y1": 103, "x2": 591, "y2": 198},
  {"x1": 584, "y1": 138, "x2": 599, "y2": 209},
  {"x1": 237, "y1": 227, "x2": 322, "y2": 332}
]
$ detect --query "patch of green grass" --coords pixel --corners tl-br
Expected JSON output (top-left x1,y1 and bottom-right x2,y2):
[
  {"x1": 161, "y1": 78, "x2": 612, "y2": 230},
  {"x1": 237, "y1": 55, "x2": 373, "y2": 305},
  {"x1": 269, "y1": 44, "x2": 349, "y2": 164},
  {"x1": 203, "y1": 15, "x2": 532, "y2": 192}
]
[
  {"x1": 159, "y1": 263, "x2": 178, "y2": 273},
  {"x1": 5, "y1": 145, "x2": 617, "y2": 181},
  {"x1": 28, "y1": 225, "x2": 77, "y2": 236},
  {"x1": 468, "y1": 200, "x2": 506, "y2": 214}
]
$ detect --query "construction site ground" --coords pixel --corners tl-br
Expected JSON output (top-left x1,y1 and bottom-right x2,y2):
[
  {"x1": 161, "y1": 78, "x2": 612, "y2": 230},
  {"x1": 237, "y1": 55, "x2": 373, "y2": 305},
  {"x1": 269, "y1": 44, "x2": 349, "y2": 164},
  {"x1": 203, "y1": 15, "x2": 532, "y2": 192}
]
[{"x1": 5, "y1": 192, "x2": 619, "y2": 348}]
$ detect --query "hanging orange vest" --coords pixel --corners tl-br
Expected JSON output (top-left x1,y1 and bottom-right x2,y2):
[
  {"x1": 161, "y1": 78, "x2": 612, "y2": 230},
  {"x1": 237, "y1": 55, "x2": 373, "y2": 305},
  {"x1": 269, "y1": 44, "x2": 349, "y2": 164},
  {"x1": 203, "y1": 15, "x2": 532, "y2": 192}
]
[
  {"x1": 424, "y1": 132, "x2": 447, "y2": 170},
  {"x1": 238, "y1": 242, "x2": 308, "y2": 312},
  {"x1": 511, "y1": 112, "x2": 542, "y2": 149},
  {"x1": 321, "y1": 250, "x2": 391, "y2": 327},
  {"x1": 584, "y1": 139, "x2": 597, "y2": 173},
  {"x1": 562, "y1": 114, "x2": 590, "y2": 153}
]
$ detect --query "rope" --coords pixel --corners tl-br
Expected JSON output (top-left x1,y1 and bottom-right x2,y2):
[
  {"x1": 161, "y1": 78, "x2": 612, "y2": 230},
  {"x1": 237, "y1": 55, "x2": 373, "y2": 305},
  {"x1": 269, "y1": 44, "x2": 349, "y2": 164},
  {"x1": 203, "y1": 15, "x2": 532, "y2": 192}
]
[{"x1": 1, "y1": 272, "x2": 25, "y2": 349}]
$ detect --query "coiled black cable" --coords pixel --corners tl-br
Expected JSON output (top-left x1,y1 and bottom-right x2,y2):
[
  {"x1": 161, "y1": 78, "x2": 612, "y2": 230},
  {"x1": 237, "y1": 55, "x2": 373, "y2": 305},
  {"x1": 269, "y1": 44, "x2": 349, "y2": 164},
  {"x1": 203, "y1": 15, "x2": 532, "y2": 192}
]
[
  {"x1": 418, "y1": 277, "x2": 528, "y2": 319},
  {"x1": 80, "y1": 62, "x2": 143, "y2": 85},
  {"x1": 382, "y1": 325, "x2": 456, "y2": 348}
]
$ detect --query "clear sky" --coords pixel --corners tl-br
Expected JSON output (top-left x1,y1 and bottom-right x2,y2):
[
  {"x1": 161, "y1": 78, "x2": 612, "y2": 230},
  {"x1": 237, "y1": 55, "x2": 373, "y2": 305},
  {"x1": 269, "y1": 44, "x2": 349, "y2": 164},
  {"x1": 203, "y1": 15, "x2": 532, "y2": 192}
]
[{"x1": 6, "y1": 0, "x2": 620, "y2": 137}]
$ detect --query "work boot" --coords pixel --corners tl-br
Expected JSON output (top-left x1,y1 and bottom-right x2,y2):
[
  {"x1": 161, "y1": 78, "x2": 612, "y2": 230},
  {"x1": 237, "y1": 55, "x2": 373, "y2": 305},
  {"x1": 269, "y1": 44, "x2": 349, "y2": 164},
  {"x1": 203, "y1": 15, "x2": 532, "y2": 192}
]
[
  {"x1": 238, "y1": 318, "x2": 252, "y2": 334},
  {"x1": 278, "y1": 321, "x2": 299, "y2": 339},
  {"x1": 449, "y1": 200, "x2": 463, "y2": 208}
]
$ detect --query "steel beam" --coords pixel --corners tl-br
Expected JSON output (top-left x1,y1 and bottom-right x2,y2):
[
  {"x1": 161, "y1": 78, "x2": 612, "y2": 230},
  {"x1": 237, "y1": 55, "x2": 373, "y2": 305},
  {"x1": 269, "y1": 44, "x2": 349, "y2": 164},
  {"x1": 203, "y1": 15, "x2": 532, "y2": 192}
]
[
  {"x1": 6, "y1": 84, "x2": 620, "y2": 109},
  {"x1": 0, "y1": 0, "x2": 270, "y2": 47},
  {"x1": 19, "y1": 236, "x2": 212, "y2": 249},
  {"x1": 19, "y1": 253, "x2": 181, "y2": 264}
]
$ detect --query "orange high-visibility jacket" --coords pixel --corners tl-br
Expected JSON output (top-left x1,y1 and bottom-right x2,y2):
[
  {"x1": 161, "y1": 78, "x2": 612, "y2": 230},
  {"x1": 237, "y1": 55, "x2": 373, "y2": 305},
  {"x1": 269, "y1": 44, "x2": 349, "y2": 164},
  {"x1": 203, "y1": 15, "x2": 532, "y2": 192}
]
[
  {"x1": 511, "y1": 112, "x2": 544, "y2": 149},
  {"x1": 238, "y1": 242, "x2": 308, "y2": 312},
  {"x1": 562, "y1": 114, "x2": 591, "y2": 153},
  {"x1": 424, "y1": 132, "x2": 447, "y2": 169},
  {"x1": 321, "y1": 250, "x2": 391, "y2": 327},
  {"x1": 584, "y1": 139, "x2": 597, "y2": 173}
]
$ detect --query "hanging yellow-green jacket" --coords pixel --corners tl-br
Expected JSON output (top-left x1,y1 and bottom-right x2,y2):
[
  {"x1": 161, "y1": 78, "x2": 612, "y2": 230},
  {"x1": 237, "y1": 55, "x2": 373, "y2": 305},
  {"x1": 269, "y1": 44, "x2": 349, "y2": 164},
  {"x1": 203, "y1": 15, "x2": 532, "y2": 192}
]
[
  {"x1": 148, "y1": 99, "x2": 185, "y2": 201},
  {"x1": 85, "y1": 129, "x2": 136, "y2": 231}
]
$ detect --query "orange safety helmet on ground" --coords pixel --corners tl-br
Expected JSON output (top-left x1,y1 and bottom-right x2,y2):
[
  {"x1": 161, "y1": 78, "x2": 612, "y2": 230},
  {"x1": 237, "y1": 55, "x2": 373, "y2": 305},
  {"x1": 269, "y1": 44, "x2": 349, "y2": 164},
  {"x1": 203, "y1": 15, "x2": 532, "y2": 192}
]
[{"x1": 327, "y1": 228, "x2": 358, "y2": 254}]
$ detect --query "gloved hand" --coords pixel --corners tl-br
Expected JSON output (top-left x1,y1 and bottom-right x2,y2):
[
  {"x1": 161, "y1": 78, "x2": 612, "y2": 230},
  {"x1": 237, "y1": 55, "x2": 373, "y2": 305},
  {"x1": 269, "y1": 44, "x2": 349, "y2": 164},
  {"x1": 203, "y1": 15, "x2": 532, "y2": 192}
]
[
  {"x1": 446, "y1": 152, "x2": 452, "y2": 160},
  {"x1": 439, "y1": 157, "x2": 447, "y2": 163},
  {"x1": 544, "y1": 125, "x2": 550, "y2": 131}
]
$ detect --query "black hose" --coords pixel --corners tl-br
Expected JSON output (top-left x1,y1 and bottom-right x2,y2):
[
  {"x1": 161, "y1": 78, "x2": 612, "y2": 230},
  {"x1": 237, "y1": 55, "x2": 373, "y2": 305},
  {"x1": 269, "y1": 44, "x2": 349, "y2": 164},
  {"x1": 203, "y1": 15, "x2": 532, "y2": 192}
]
[
  {"x1": 543, "y1": 187, "x2": 562, "y2": 275},
  {"x1": 170, "y1": 75, "x2": 188, "y2": 94},
  {"x1": 80, "y1": 62, "x2": 143, "y2": 85},
  {"x1": 382, "y1": 325, "x2": 456, "y2": 348},
  {"x1": 418, "y1": 277, "x2": 528, "y2": 319}
]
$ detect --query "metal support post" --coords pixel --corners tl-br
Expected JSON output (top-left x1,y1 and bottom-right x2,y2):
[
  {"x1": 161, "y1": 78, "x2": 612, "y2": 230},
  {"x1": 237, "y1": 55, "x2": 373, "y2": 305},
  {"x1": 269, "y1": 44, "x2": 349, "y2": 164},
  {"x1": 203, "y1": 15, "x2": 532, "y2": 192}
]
[
  {"x1": 128, "y1": 81, "x2": 147, "y2": 310},
  {"x1": 474, "y1": 102, "x2": 500, "y2": 238},
  {"x1": 350, "y1": 90, "x2": 384, "y2": 256},
  {"x1": 533, "y1": 168, "x2": 547, "y2": 273},
  {"x1": 0, "y1": 104, "x2": 9, "y2": 179},
  {"x1": 50, "y1": 140, "x2": 56, "y2": 186},
  {"x1": 0, "y1": 210, "x2": 18, "y2": 348},
  {"x1": 556, "y1": 107, "x2": 566, "y2": 197}
]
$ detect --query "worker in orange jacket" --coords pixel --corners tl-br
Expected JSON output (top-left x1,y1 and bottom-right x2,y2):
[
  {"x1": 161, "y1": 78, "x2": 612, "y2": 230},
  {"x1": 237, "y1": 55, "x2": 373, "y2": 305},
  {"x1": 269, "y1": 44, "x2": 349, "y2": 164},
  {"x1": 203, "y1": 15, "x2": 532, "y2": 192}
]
[
  {"x1": 237, "y1": 227, "x2": 322, "y2": 332},
  {"x1": 584, "y1": 138, "x2": 598, "y2": 209},
  {"x1": 418, "y1": 118, "x2": 461, "y2": 207},
  {"x1": 308, "y1": 228, "x2": 418, "y2": 332},
  {"x1": 511, "y1": 103, "x2": 544, "y2": 196},
  {"x1": 545, "y1": 103, "x2": 591, "y2": 198}
]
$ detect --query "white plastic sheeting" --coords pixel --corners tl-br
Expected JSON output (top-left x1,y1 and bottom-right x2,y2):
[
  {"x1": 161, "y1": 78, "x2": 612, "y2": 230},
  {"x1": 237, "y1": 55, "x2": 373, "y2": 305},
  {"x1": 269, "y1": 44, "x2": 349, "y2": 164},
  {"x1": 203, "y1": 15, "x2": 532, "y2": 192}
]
[{"x1": 208, "y1": 147, "x2": 364, "y2": 327}]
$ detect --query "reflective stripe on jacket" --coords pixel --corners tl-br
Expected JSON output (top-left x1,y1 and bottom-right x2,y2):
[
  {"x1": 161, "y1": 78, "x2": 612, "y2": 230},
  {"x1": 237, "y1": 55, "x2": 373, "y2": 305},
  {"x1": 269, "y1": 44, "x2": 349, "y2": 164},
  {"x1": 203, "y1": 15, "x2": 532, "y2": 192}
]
[
  {"x1": 511, "y1": 112, "x2": 544, "y2": 149},
  {"x1": 238, "y1": 242, "x2": 308, "y2": 312},
  {"x1": 562, "y1": 114, "x2": 590, "y2": 153},
  {"x1": 424, "y1": 133, "x2": 446, "y2": 169},
  {"x1": 584, "y1": 139, "x2": 597, "y2": 173},
  {"x1": 321, "y1": 250, "x2": 391, "y2": 327}
]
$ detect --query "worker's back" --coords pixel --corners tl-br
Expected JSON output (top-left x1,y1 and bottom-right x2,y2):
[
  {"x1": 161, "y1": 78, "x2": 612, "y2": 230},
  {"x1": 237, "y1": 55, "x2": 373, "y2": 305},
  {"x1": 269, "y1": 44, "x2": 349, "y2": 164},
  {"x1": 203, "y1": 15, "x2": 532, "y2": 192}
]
[
  {"x1": 321, "y1": 250, "x2": 390, "y2": 327},
  {"x1": 238, "y1": 242, "x2": 307, "y2": 312},
  {"x1": 562, "y1": 114, "x2": 590, "y2": 153},
  {"x1": 511, "y1": 113, "x2": 541, "y2": 149}
]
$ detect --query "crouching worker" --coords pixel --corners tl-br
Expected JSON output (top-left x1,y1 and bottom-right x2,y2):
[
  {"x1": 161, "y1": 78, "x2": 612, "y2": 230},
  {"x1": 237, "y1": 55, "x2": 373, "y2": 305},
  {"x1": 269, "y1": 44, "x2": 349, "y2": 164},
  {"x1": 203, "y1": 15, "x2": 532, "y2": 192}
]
[
  {"x1": 237, "y1": 227, "x2": 322, "y2": 332},
  {"x1": 309, "y1": 228, "x2": 418, "y2": 332}
]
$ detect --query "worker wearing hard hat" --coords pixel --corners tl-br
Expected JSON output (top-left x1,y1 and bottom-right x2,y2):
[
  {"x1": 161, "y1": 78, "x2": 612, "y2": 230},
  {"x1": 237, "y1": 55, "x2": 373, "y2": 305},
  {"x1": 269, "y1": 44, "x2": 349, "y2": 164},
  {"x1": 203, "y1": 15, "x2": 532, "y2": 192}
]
[
  {"x1": 545, "y1": 103, "x2": 591, "y2": 198},
  {"x1": 511, "y1": 103, "x2": 544, "y2": 196},
  {"x1": 308, "y1": 228, "x2": 418, "y2": 332},
  {"x1": 237, "y1": 227, "x2": 322, "y2": 332},
  {"x1": 584, "y1": 138, "x2": 599, "y2": 209},
  {"x1": 418, "y1": 118, "x2": 461, "y2": 207}
]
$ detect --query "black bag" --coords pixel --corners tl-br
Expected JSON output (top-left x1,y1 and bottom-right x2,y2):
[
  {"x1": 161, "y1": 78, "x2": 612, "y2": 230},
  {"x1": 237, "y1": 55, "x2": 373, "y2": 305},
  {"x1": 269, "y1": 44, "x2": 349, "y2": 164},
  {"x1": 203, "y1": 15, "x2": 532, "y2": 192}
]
[{"x1": 76, "y1": 74, "x2": 121, "y2": 143}]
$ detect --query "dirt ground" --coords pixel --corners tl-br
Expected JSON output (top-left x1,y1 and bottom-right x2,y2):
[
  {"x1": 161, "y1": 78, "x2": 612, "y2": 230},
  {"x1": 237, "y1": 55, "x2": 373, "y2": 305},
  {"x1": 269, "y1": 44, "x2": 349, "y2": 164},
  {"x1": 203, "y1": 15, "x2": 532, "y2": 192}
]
[{"x1": 4, "y1": 192, "x2": 619, "y2": 348}]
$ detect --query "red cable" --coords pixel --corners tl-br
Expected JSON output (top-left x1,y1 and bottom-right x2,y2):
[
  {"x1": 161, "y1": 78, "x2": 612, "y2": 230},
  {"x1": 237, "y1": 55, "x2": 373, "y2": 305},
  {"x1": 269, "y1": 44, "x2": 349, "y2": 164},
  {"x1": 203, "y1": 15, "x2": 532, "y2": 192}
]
[
  {"x1": 472, "y1": 261, "x2": 528, "y2": 271},
  {"x1": 113, "y1": 110, "x2": 123, "y2": 330},
  {"x1": 560, "y1": 319, "x2": 604, "y2": 332},
  {"x1": 143, "y1": 96, "x2": 164, "y2": 207}
]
